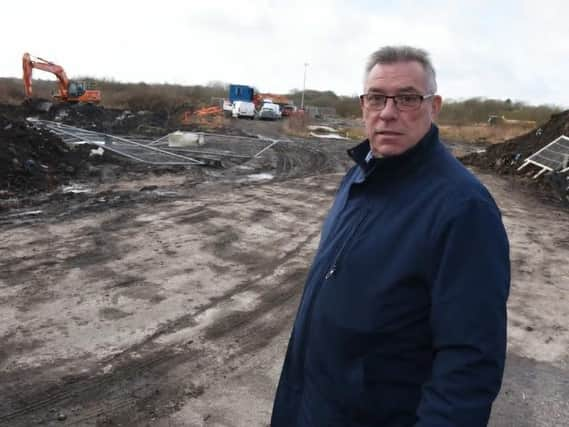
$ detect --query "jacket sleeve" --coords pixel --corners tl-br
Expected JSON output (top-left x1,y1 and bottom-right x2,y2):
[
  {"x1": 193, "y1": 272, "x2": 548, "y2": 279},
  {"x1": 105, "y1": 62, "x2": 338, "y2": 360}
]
[{"x1": 415, "y1": 196, "x2": 510, "y2": 427}]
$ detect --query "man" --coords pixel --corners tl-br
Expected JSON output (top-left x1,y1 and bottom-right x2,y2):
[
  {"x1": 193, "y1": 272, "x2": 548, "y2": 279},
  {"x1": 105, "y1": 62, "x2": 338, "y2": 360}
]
[{"x1": 271, "y1": 46, "x2": 510, "y2": 427}]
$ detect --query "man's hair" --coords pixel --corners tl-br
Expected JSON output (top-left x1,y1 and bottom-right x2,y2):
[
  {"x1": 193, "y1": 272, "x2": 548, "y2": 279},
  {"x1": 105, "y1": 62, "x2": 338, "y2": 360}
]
[{"x1": 364, "y1": 46, "x2": 437, "y2": 93}]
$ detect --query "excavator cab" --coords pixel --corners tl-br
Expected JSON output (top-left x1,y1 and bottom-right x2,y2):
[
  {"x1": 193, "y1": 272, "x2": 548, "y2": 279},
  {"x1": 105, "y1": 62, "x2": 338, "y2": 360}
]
[{"x1": 67, "y1": 81, "x2": 86, "y2": 98}]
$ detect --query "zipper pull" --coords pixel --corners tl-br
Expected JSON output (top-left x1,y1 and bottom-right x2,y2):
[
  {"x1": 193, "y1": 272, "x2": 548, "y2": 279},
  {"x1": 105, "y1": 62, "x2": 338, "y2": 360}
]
[{"x1": 325, "y1": 265, "x2": 337, "y2": 280}]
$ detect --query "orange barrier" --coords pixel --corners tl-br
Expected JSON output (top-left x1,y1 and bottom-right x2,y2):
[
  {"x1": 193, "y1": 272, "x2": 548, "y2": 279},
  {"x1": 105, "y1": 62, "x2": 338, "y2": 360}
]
[
  {"x1": 181, "y1": 106, "x2": 223, "y2": 125},
  {"x1": 195, "y1": 106, "x2": 222, "y2": 116}
]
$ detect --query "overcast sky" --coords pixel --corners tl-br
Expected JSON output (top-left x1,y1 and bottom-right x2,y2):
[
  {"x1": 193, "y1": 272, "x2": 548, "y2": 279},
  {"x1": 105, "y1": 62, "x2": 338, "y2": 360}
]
[{"x1": 2, "y1": 0, "x2": 568, "y2": 107}]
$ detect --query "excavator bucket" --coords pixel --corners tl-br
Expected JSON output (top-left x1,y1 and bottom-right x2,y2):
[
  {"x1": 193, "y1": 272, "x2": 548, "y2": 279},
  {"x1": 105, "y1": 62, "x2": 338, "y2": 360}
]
[{"x1": 23, "y1": 97, "x2": 53, "y2": 113}]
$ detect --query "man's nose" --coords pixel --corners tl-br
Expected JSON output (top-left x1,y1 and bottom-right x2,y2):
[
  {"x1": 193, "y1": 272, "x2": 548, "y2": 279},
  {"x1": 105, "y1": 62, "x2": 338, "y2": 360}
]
[{"x1": 379, "y1": 98, "x2": 399, "y2": 120}]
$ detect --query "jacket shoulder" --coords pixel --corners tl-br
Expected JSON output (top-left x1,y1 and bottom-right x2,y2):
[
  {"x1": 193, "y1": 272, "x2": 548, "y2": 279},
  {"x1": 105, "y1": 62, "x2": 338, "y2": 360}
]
[{"x1": 431, "y1": 147, "x2": 498, "y2": 208}]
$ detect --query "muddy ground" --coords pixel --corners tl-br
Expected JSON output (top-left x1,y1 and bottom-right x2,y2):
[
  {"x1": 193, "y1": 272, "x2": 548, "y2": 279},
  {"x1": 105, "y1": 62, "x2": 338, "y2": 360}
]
[{"x1": 1, "y1": 109, "x2": 568, "y2": 426}]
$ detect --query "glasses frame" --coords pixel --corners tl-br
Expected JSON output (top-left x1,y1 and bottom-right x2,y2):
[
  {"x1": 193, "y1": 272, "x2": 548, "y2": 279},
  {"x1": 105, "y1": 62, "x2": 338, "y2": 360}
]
[{"x1": 359, "y1": 93, "x2": 435, "y2": 111}]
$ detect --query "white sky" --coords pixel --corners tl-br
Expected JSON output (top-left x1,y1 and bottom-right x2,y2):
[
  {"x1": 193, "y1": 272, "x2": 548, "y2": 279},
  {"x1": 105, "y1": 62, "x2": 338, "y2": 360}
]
[{"x1": 2, "y1": 0, "x2": 568, "y2": 107}]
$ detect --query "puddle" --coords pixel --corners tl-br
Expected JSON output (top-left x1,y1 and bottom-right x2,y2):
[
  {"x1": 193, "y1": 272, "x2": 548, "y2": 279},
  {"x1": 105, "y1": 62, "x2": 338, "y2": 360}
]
[
  {"x1": 62, "y1": 185, "x2": 92, "y2": 194},
  {"x1": 309, "y1": 132, "x2": 348, "y2": 140},
  {"x1": 5, "y1": 209, "x2": 43, "y2": 218},
  {"x1": 246, "y1": 173, "x2": 274, "y2": 181},
  {"x1": 71, "y1": 140, "x2": 107, "y2": 145}
]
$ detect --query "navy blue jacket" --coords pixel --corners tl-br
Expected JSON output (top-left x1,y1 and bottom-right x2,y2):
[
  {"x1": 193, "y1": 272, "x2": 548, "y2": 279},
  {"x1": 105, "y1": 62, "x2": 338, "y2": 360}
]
[{"x1": 271, "y1": 125, "x2": 510, "y2": 427}]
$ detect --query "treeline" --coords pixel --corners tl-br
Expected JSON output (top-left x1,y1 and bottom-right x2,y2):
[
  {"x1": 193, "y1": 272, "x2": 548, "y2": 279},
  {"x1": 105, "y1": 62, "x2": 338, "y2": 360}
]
[
  {"x1": 0, "y1": 77, "x2": 228, "y2": 112},
  {"x1": 94, "y1": 80, "x2": 228, "y2": 111},
  {"x1": 0, "y1": 77, "x2": 562, "y2": 125},
  {"x1": 286, "y1": 89, "x2": 362, "y2": 117},
  {"x1": 289, "y1": 89, "x2": 562, "y2": 125},
  {"x1": 438, "y1": 98, "x2": 561, "y2": 126}
]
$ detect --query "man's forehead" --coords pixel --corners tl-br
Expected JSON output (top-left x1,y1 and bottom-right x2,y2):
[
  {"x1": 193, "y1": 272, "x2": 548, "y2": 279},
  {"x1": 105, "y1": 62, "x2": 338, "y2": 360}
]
[
  {"x1": 365, "y1": 61, "x2": 427, "y2": 91},
  {"x1": 369, "y1": 60, "x2": 425, "y2": 73}
]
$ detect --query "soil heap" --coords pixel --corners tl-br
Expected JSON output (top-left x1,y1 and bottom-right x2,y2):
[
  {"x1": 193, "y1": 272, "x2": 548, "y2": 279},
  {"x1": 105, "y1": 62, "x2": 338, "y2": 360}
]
[
  {"x1": 0, "y1": 114, "x2": 91, "y2": 195},
  {"x1": 47, "y1": 103, "x2": 169, "y2": 135},
  {"x1": 461, "y1": 110, "x2": 569, "y2": 206},
  {"x1": 462, "y1": 110, "x2": 569, "y2": 174}
]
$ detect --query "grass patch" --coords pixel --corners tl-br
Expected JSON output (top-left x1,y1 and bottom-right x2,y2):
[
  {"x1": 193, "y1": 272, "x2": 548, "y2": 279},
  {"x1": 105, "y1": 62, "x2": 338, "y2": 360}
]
[{"x1": 438, "y1": 123, "x2": 533, "y2": 144}]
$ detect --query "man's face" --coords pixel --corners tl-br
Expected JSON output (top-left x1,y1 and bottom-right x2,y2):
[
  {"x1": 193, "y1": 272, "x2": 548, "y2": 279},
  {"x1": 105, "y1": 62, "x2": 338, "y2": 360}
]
[{"x1": 361, "y1": 61, "x2": 442, "y2": 157}]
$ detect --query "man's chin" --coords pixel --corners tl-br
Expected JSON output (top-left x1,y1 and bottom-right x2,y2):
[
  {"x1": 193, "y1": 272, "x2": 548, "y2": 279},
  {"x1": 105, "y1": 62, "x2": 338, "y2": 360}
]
[
  {"x1": 371, "y1": 142, "x2": 405, "y2": 158},
  {"x1": 370, "y1": 135, "x2": 417, "y2": 157}
]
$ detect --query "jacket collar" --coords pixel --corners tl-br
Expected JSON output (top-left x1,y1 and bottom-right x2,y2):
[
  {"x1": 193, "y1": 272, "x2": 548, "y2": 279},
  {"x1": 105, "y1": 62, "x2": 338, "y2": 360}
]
[{"x1": 348, "y1": 124, "x2": 440, "y2": 180}]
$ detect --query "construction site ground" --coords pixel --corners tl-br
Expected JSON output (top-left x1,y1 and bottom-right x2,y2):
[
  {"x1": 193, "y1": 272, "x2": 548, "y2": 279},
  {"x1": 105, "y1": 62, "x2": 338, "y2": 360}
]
[{"x1": 1, "y1": 106, "x2": 569, "y2": 427}]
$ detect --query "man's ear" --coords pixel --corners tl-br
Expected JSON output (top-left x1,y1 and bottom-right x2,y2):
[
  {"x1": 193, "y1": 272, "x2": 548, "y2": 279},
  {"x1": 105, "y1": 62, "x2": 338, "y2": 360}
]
[{"x1": 431, "y1": 95, "x2": 443, "y2": 118}]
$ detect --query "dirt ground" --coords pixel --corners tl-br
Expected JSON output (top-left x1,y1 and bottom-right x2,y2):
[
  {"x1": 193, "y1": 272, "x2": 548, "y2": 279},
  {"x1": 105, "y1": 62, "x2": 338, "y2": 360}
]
[{"x1": 1, "y1": 108, "x2": 569, "y2": 426}]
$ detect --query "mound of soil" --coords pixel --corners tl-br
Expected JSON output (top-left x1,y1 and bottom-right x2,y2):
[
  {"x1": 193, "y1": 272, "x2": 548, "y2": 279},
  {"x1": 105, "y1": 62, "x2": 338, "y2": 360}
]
[
  {"x1": 0, "y1": 101, "x2": 170, "y2": 135},
  {"x1": 0, "y1": 115, "x2": 92, "y2": 196},
  {"x1": 3, "y1": 101, "x2": 251, "y2": 138},
  {"x1": 462, "y1": 110, "x2": 569, "y2": 173},
  {"x1": 461, "y1": 110, "x2": 569, "y2": 206},
  {"x1": 49, "y1": 104, "x2": 170, "y2": 135}
]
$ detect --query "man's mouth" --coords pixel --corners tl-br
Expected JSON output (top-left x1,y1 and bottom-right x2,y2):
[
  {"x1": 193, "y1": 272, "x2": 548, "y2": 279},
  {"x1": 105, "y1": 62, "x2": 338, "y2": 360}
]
[{"x1": 375, "y1": 130, "x2": 404, "y2": 136}]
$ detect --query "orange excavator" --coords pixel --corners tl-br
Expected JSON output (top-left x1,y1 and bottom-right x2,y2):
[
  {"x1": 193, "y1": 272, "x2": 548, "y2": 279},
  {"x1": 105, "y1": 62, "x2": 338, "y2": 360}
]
[
  {"x1": 253, "y1": 93, "x2": 292, "y2": 107},
  {"x1": 22, "y1": 52, "x2": 101, "y2": 103}
]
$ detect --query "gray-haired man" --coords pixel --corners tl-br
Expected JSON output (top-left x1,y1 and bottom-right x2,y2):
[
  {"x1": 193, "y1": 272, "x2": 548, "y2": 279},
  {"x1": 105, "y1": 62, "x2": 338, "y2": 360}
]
[{"x1": 271, "y1": 46, "x2": 510, "y2": 427}]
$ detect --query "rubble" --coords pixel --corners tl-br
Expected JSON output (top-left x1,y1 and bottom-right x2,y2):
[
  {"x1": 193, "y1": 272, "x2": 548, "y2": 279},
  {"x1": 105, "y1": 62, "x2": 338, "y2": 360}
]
[
  {"x1": 460, "y1": 110, "x2": 569, "y2": 205},
  {"x1": 0, "y1": 100, "x2": 246, "y2": 198},
  {"x1": 461, "y1": 110, "x2": 569, "y2": 173},
  {"x1": 0, "y1": 113, "x2": 92, "y2": 195}
]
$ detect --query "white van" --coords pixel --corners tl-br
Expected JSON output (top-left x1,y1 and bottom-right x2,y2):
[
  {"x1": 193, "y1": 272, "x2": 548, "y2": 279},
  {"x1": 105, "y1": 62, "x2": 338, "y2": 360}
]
[{"x1": 232, "y1": 101, "x2": 256, "y2": 119}]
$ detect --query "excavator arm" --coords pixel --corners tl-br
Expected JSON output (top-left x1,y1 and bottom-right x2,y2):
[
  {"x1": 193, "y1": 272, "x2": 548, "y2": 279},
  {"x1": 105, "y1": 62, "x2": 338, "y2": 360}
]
[
  {"x1": 22, "y1": 53, "x2": 33, "y2": 98},
  {"x1": 22, "y1": 52, "x2": 70, "y2": 100}
]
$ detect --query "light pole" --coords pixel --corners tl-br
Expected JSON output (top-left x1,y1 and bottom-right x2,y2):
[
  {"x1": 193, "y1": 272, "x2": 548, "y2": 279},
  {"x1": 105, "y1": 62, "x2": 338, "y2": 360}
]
[{"x1": 301, "y1": 62, "x2": 309, "y2": 110}]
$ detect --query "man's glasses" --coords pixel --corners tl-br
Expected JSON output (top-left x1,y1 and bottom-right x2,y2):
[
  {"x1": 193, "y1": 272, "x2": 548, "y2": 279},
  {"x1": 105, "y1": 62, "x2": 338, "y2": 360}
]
[{"x1": 359, "y1": 93, "x2": 434, "y2": 111}]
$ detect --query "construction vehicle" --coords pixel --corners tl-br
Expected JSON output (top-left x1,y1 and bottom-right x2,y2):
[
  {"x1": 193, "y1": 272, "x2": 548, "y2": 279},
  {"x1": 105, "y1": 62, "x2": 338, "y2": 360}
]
[
  {"x1": 232, "y1": 101, "x2": 256, "y2": 119},
  {"x1": 487, "y1": 114, "x2": 536, "y2": 128},
  {"x1": 22, "y1": 52, "x2": 101, "y2": 104},
  {"x1": 253, "y1": 93, "x2": 294, "y2": 115},
  {"x1": 226, "y1": 84, "x2": 295, "y2": 117},
  {"x1": 229, "y1": 84, "x2": 255, "y2": 104}
]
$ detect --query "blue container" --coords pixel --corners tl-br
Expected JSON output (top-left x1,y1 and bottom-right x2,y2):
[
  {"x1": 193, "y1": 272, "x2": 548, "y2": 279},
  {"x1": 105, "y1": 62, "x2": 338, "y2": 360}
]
[{"x1": 229, "y1": 84, "x2": 254, "y2": 103}]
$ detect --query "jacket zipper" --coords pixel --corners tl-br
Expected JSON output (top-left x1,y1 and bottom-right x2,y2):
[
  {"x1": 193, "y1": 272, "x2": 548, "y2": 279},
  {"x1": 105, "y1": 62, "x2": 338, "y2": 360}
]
[
  {"x1": 324, "y1": 211, "x2": 369, "y2": 280},
  {"x1": 295, "y1": 209, "x2": 369, "y2": 385}
]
